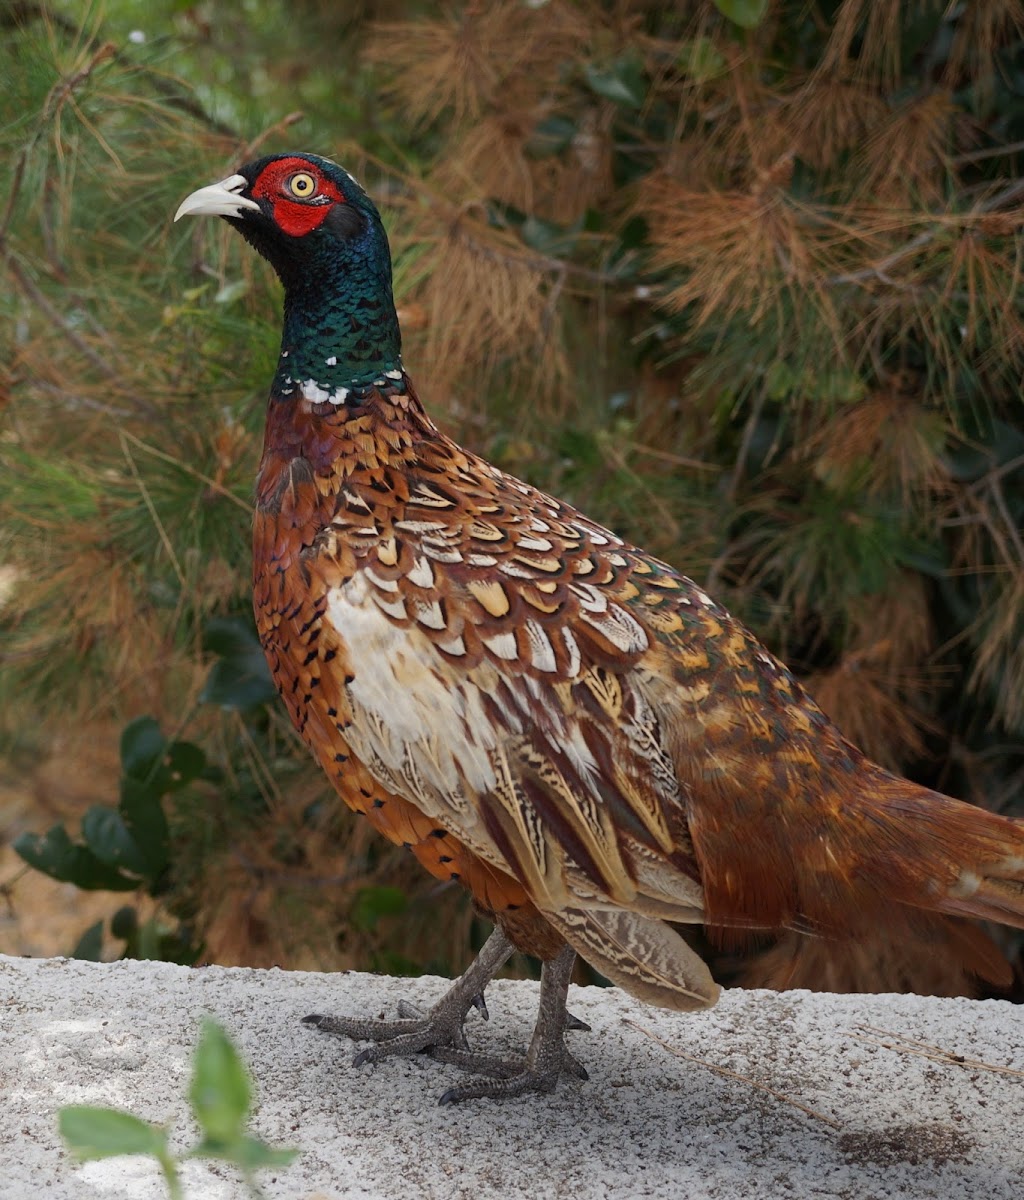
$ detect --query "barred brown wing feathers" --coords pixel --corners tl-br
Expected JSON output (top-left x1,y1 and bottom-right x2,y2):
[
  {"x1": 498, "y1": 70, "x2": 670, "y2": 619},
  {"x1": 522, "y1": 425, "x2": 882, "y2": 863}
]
[{"x1": 308, "y1": 443, "x2": 718, "y2": 927}]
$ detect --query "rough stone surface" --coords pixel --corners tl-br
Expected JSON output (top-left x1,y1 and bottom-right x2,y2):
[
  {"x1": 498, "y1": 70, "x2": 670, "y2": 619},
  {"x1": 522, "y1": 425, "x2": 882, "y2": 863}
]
[{"x1": 2, "y1": 953, "x2": 1021, "y2": 1198}]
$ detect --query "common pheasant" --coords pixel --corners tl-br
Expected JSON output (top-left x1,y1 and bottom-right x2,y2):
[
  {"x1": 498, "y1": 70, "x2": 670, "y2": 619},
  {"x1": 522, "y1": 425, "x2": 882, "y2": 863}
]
[{"x1": 176, "y1": 154, "x2": 1024, "y2": 1104}]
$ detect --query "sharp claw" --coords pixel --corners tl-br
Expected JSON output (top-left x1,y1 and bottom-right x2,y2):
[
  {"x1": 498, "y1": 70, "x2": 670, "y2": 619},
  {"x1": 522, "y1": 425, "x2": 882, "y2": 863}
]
[
  {"x1": 302, "y1": 1013, "x2": 324, "y2": 1026},
  {"x1": 352, "y1": 1048, "x2": 374, "y2": 1068},
  {"x1": 564, "y1": 1012, "x2": 591, "y2": 1032},
  {"x1": 564, "y1": 1055, "x2": 589, "y2": 1080},
  {"x1": 470, "y1": 992, "x2": 489, "y2": 1021}
]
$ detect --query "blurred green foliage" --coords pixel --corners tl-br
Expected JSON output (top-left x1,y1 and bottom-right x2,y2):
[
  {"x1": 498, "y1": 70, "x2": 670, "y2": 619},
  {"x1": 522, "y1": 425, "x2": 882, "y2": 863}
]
[{"x1": 60, "y1": 1018, "x2": 298, "y2": 1199}]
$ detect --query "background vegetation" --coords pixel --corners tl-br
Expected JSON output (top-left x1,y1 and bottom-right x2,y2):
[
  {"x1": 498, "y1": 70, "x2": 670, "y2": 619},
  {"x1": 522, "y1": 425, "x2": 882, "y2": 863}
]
[{"x1": 2, "y1": 0, "x2": 1022, "y2": 1000}]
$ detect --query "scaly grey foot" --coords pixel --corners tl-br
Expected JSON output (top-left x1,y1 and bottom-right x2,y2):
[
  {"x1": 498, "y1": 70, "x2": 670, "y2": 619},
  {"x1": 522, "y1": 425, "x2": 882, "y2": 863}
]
[
  {"x1": 302, "y1": 926, "x2": 515, "y2": 1065},
  {"x1": 434, "y1": 943, "x2": 586, "y2": 1104}
]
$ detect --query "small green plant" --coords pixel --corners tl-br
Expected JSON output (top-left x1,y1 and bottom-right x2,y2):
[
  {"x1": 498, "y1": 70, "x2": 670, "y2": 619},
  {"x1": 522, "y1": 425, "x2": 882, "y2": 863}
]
[
  {"x1": 14, "y1": 715, "x2": 210, "y2": 964},
  {"x1": 59, "y1": 1019, "x2": 298, "y2": 1200}
]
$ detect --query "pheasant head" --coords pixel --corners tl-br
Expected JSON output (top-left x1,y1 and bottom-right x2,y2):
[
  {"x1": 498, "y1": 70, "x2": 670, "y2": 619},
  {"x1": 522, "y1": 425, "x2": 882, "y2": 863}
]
[{"x1": 176, "y1": 154, "x2": 403, "y2": 406}]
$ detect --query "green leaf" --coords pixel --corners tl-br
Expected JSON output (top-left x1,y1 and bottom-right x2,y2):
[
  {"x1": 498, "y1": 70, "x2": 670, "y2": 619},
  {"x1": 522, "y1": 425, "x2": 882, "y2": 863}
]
[
  {"x1": 520, "y1": 214, "x2": 579, "y2": 257},
  {"x1": 59, "y1": 1106, "x2": 168, "y2": 1161},
  {"x1": 350, "y1": 885, "x2": 408, "y2": 932},
  {"x1": 678, "y1": 38, "x2": 727, "y2": 82},
  {"x1": 82, "y1": 806, "x2": 151, "y2": 876},
  {"x1": 526, "y1": 115, "x2": 577, "y2": 157},
  {"x1": 583, "y1": 55, "x2": 646, "y2": 109},
  {"x1": 14, "y1": 826, "x2": 140, "y2": 891},
  {"x1": 190, "y1": 1134, "x2": 298, "y2": 1169},
  {"x1": 713, "y1": 0, "x2": 770, "y2": 29},
  {"x1": 120, "y1": 717, "x2": 166, "y2": 781},
  {"x1": 111, "y1": 906, "x2": 139, "y2": 940},
  {"x1": 201, "y1": 616, "x2": 277, "y2": 710},
  {"x1": 189, "y1": 1019, "x2": 251, "y2": 1144},
  {"x1": 70, "y1": 920, "x2": 105, "y2": 962},
  {"x1": 163, "y1": 741, "x2": 207, "y2": 790},
  {"x1": 118, "y1": 781, "x2": 170, "y2": 878}
]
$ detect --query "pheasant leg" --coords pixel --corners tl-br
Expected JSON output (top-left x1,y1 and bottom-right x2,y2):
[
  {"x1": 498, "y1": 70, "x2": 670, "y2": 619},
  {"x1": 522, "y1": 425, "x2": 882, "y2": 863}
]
[
  {"x1": 302, "y1": 926, "x2": 515, "y2": 1063},
  {"x1": 432, "y1": 943, "x2": 587, "y2": 1104}
]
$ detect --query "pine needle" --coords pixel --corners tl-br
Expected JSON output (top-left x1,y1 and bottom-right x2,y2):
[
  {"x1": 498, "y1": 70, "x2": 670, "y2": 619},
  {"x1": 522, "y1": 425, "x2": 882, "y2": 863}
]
[
  {"x1": 849, "y1": 1025, "x2": 1024, "y2": 1079},
  {"x1": 623, "y1": 1018, "x2": 842, "y2": 1129}
]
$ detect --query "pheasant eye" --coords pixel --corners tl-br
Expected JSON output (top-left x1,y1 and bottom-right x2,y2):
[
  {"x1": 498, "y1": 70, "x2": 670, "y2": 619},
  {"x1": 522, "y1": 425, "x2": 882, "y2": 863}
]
[{"x1": 287, "y1": 172, "x2": 317, "y2": 200}]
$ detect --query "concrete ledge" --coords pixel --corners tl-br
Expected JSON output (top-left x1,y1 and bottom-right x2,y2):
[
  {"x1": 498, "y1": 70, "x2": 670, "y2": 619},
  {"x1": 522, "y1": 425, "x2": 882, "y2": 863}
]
[{"x1": 2, "y1": 953, "x2": 1021, "y2": 1198}]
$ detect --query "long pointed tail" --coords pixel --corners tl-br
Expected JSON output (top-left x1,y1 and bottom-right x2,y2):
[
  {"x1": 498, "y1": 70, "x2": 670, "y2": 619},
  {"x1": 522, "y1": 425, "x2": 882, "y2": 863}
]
[
  {"x1": 868, "y1": 776, "x2": 1024, "y2": 930},
  {"x1": 690, "y1": 760, "x2": 1024, "y2": 955}
]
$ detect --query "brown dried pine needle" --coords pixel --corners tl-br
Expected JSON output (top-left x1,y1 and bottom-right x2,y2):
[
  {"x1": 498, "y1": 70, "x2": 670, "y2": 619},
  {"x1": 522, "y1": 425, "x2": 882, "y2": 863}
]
[
  {"x1": 942, "y1": 0, "x2": 1024, "y2": 92},
  {"x1": 968, "y1": 570, "x2": 1024, "y2": 734},
  {"x1": 366, "y1": 2, "x2": 587, "y2": 126},
  {"x1": 807, "y1": 391, "x2": 951, "y2": 506},
  {"x1": 786, "y1": 76, "x2": 888, "y2": 173},
  {"x1": 409, "y1": 204, "x2": 569, "y2": 397},
  {"x1": 849, "y1": 1025, "x2": 1024, "y2": 1079},
  {"x1": 638, "y1": 176, "x2": 850, "y2": 335},
  {"x1": 624, "y1": 1018, "x2": 842, "y2": 1129},
  {"x1": 858, "y1": 93, "x2": 960, "y2": 207}
]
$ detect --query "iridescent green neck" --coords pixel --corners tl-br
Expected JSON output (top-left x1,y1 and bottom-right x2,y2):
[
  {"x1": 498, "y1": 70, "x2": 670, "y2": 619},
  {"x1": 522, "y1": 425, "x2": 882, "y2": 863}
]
[{"x1": 272, "y1": 223, "x2": 404, "y2": 404}]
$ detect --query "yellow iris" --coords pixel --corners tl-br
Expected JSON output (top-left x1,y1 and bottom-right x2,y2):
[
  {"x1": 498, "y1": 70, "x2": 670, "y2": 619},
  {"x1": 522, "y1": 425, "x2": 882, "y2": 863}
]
[{"x1": 288, "y1": 172, "x2": 316, "y2": 199}]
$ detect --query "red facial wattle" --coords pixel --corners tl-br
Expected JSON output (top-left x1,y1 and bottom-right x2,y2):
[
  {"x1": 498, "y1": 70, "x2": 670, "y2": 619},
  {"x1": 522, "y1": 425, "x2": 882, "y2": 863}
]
[
  {"x1": 250, "y1": 156, "x2": 344, "y2": 238},
  {"x1": 271, "y1": 198, "x2": 335, "y2": 237}
]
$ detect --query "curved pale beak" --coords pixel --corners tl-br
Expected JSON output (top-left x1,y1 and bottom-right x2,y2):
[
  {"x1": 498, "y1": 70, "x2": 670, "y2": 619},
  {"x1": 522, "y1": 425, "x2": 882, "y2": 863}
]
[{"x1": 174, "y1": 174, "x2": 261, "y2": 222}]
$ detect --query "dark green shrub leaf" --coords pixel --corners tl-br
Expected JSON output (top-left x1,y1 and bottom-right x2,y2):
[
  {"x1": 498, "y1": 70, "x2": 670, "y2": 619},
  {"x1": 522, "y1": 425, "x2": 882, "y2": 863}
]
[
  {"x1": 110, "y1": 906, "x2": 139, "y2": 940},
  {"x1": 520, "y1": 214, "x2": 578, "y2": 257},
  {"x1": 59, "y1": 1106, "x2": 167, "y2": 1160},
  {"x1": 14, "y1": 826, "x2": 139, "y2": 891},
  {"x1": 202, "y1": 615, "x2": 262, "y2": 659},
  {"x1": 201, "y1": 658, "x2": 278, "y2": 710},
  {"x1": 118, "y1": 780, "x2": 171, "y2": 877},
  {"x1": 82, "y1": 806, "x2": 150, "y2": 876},
  {"x1": 120, "y1": 717, "x2": 166, "y2": 780},
  {"x1": 583, "y1": 56, "x2": 646, "y2": 108},
  {"x1": 70, "y1": 920, "x2": 105, "y2": 961},
  {"x1": 164, "y1": 741, "x2": 207, "y2": 790},
  {"x1": 526, "y1": 115, "x2": 577, "y2": 157},
  {"x1": 713, "y1": 0, "x2": 769, "y2": 29},
  {"x1": 201, "y1": 617, "x2": 276, "y2": 710}
]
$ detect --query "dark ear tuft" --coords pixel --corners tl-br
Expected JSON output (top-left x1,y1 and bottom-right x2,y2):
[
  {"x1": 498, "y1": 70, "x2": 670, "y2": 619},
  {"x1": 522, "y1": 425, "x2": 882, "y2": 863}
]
[{"x1": 325, "y1": 203, "x2": 367, "y2": 241}]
